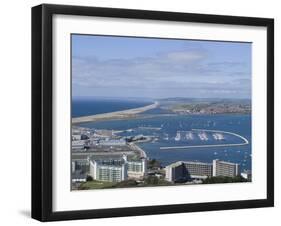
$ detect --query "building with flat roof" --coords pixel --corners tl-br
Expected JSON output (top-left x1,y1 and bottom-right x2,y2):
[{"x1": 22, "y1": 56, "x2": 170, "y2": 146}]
[
  {"x1": 72, "y1": 133, "x2": 89, "y2": 141},
  {"x1": 89, "y1": 160, "x2": 127, "y2": 182},
  {"x1": 72, "y1": 140, "x2": 87, "y2": 150},
  {"x1": 166, "y1": 159, "x2": 241, "y2": 182},
  {"x1": 184, "y1": 161, "x2": 213, "y2": 179},
  {"x1": 89, "y1": 155, "x2": 147, "y2": 182},
  {"x1": 98, "y1": 139, "x2": 126, "y2": 146},
  {"x1": 212, "y1": 159, "x2": 240, "y2": 177},
  {"x1": 165, "y1": 161, "x2": 189, "y2": 182},
  {"x1": 127, "y1": 158, "x2": 147, "y2": 179}
]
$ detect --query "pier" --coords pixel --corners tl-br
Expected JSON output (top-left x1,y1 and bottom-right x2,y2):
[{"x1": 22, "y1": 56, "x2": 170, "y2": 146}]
[{"x1": 160, "y1": 129, "x2": 249, "y2": 150}]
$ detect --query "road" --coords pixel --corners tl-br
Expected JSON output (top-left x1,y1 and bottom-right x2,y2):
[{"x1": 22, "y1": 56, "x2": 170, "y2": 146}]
[{"x1": 129, "y1": 143, "x2": 147, "y2": 158}]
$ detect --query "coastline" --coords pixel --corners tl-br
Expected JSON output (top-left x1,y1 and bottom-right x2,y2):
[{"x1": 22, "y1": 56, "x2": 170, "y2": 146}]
[
  {"x1": 73, "y1": 113, "x2": 251, "y2": 175},
  {"x1": 129, "y1": 143, "x2": 147, "y2": 158},
  {"x1": 72, "y1": 101, "x2": 159, "y2": 124}
]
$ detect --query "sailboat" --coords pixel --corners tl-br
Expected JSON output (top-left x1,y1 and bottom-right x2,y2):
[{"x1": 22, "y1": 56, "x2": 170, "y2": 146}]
[{"x1": 175, "y1": 131, "x2": 181, "y2": 141}]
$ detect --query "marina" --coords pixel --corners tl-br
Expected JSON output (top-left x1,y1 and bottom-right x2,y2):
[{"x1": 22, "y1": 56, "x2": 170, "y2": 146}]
[
  {"x1": 160, "y1": 129, "x2": 249, "y2": 150},
  {"x1": 77, "y1": 110, "x2": 251, "y2": 171},
  {"x1": 69, "y1": 32, "x2": 253, "y2": 190}
]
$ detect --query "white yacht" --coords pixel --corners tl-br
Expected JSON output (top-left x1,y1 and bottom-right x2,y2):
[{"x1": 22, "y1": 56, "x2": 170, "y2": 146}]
[{"x1": 175, "y1": 131, "x2": 181, "y2": 141}]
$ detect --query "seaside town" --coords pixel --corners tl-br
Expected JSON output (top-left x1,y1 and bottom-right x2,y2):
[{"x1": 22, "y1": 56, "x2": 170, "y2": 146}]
[
  {"x1": 70, "y1": 34, "x2": 252, "y2": 190},
  {"x1": 71, "y1": 121, "x2": 252, "y2": 190}
]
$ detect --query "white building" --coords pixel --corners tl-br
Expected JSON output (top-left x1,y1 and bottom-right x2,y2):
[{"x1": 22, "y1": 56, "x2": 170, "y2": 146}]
[
  {"x1": 165, "y1": 161, "x2": 188, "y2": 182},
  {"x1": 98, "y1": 139, "x2": 126, "y2": 146},
  {"x1": 165, "y1": 161, "x2": 213, "y2": 182},
  {"x1": 184, "y1": 161, "x2": 213, "y2": 179},
  {"x1": 89, "y1": 160, "x2": 127, "y2": 182},
  {"x1": 72, "y1": 140, "x2": 86, "y2": 150},
  {"x1": 127, "y1": 158, "x2": 147, "y2": 179},
  {"x1": 212, "y1": 159, "x2": 240, "y2": 177},
  {"x1": 89, "y1": 155, "x2": 147, "y2": 182},
  {"x1": 72, "y1": 161, "x2": 76, "y2": 173},
  {"x1": 165, "y1": 159, "x2": 241, "y2": 182}
]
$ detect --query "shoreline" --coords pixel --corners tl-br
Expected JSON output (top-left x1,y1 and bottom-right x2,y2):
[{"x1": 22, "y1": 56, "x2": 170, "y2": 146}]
[
  {"x1": 72, "y1": 112, "x2": 251, "y2": 128},
  {"x1": 72, "y1": 101, "x2": 159, "y2": 124},
  {"x1": 129, "y1": 143, "x2": 147, "y2": 158}
]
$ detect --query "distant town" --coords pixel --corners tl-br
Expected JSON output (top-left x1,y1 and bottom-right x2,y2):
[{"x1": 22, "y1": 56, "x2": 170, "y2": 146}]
[
  {"x1": 71, "y1": 99, "x2": 251, "y2": 190},
  {"x1": 160, "y1": 98, "x2": 251, "y2": 115}
]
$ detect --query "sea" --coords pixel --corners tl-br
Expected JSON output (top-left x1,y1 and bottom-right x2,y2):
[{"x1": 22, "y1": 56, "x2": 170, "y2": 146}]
[
  {"x1": 72, "y1": 97, "x2": 152, "y2": 117},
  {"x1": 72, "y1": 98, "x2": 252, "y2": 171}
]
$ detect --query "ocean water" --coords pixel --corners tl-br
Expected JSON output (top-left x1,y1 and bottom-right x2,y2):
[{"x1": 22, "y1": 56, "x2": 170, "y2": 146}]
[
  {"x1": 72, "y1": 98, "x2": 152, "y2": 117},
  {"x1": 73, "y1": 99, "x2": 252, "y2": 171}
]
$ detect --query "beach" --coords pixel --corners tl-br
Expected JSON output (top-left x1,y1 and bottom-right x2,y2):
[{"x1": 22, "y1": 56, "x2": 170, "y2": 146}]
[{"x1": 72, "y1": 101, "x2": 159, "y2": 124}]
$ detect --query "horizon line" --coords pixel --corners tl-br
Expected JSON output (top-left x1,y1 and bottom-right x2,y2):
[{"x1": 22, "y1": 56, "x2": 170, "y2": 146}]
[{"x1": 72, "y1": 96, "x2": 251, "y2": 100}]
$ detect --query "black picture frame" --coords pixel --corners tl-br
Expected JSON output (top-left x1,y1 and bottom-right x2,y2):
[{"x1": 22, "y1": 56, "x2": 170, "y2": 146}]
[{"x1": 32, "y1": 3, "x2": 274, "y2": 222}]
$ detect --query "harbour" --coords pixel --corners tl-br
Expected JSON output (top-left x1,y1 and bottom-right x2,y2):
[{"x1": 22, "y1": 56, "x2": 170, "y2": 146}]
[{"x1": 76, "y1": 108, "x2": 252, "y2": 171}]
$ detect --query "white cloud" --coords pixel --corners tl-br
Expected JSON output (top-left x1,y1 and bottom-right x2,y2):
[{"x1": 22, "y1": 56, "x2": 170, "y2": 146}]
[
  {"x1": 72, "y1": 49, "x2": 251, "y2": 98},
  {"x1": 165, "y1": 51, "x2": 205, "y2": 62}
]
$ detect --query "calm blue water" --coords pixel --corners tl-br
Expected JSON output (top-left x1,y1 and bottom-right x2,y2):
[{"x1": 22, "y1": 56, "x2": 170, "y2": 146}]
[
  {"x1": 72, "y1": 98, "x2": 152, "y2": 117},
  {"x1": 73, "y1": 99, "x2": 252, "y2": 171}
]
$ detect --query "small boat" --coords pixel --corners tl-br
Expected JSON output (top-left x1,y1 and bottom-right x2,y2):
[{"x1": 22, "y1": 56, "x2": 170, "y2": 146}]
[
  {"x1": 198, "y1": 132, "x2": 208, "y2": 141},
  {"x1": 163, "y1": 133, "x2": 169, "y2": 141},
  {"x1": 213, "y1": 133, "x2": 224, "y2": 140},
  {"x1": 175, "y1": 131, "x2": 181, "y2": 141},
  {"x1": 186, "y1": 131, "x2": 194, "y2": 140}
]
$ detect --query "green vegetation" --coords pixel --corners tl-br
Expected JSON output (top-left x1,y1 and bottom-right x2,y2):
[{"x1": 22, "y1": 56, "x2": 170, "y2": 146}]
[
  {"x1": 202, "y1": 176, "x2": 248, "y2": 184},
  {"x1": 174, "y1": 103, "x2": 209, "y2": 111},
  {"x1": 78, "y1": 176, "x2": 173, "y2": 190},
  {"x1": 159, "y1": 98, "x2": 251, "y2": 114},
  {"x1": 113, "y1": 179, "x2": 138, "y2": 188},
  {"x1": 79, "y1": 179, "x2": 139, "y2": 189},
  {"x1": 79, "y1": 180, "x2": 116, "y2": 189},
  {"x1": 143, "y1": 176, "x2": 171, "y2": 186},
  {"x1": 147, "y1": 159, "x2": 162, "y2": 169},
  {"x1": 86, "y1": 175, "x2": 93, "y2": 181},
  {"x1": 78, "y1": 175, "x2": 249, "y2": 190}
]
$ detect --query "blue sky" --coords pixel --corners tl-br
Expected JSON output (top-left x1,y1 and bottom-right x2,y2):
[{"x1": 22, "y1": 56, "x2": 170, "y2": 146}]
[{"x1": 72, "y1": 34, "x2": 251, "y2": 99}]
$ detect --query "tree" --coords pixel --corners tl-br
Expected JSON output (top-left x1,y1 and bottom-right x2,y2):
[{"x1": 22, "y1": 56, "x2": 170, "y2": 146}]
[
  {"x1": 147, "y1": 159, "x2": 162, "y2": 169},
  {"x1": 202, "y1": 176, "x2": 248, "y2": 184},
  {"x1": 86, "y1": 175, "x2": 93, "y2": 181},
  {"x1": 144, "y1": 176, "x2": 171, "y2": 186},
  {"x1": 114, "y1": 180, "x2": 138, "y2": 188}
]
